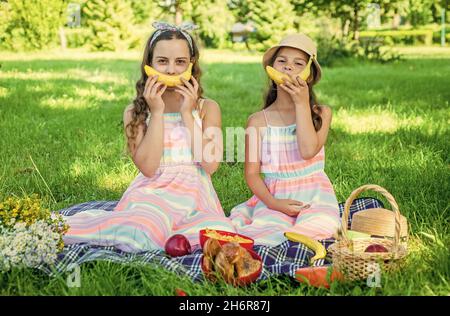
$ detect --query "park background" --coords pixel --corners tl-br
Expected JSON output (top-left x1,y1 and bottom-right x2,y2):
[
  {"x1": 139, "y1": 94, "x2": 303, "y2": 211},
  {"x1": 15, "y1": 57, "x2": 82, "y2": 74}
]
[{"x1": 0, "y1": 0, "x2": 449, "y2": 295}]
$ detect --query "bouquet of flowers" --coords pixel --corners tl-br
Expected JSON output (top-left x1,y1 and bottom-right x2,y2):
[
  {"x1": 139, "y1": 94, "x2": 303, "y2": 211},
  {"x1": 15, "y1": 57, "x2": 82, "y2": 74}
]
[{"x1": 0, "y1": 194, "x2": 69, "y2": 271}]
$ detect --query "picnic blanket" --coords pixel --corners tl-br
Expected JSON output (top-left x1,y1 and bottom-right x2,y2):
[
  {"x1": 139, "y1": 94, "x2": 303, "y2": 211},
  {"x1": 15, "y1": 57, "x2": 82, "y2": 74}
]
[{"x1": 37, "y1": 198, "x2": 383, "y2": 282}]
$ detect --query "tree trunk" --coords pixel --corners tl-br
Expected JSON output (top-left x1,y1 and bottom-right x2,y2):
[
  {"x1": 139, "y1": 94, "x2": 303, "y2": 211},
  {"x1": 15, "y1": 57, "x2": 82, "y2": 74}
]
[
  {"x1": 343, "y1": 19, "x2": 350, "y2": 38},
  {"x1": 353, "y1": 3, "x2": 359, "y2": 40},
  {"x1": 59, "y1": 27, "x2": 67, "y2": 50},
  {"x1": 392, "y1": 13, "x2": 401, "y2": 29},
  {"x1": 175, "y1": 1, "x2": 183, "y2": 25}
]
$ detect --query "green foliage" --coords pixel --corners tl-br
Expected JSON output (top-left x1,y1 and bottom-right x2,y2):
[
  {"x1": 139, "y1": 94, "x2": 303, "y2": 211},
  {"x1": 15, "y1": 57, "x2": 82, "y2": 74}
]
[
  {"x1": 315, "y1": 34, "x2": 401, "y2": 67},
  {"x1": 156, "y1": 0, "x2": 235, "y2": 49},
  {"x1": 182, "y1": 0, "x2": 235, "y2": 49},
  {"x1": 0, "y1": 0, "x2": 67, "y2": 51},
  {"x1": 407, "y1": 0, "x2": 436, "y2": 26},
  {"x1": 83, "y1": 0, "x2": 139, "y2": 51},
  {"x1": 297, "y1": 0, "x2": 374, "y2": 39},
  {"x1": 0, "y1": 2, "x2": 12, "y2": 46},
  {"x1": 130, "y1": 0, "x2": 164, "y2": 25},
  {"x1": 243, "y1": 0, "x2": 298, "y2": 51},
  {"x1": 314, "y1": 35, "x2": 355, "y2": 66},
  {"x1": 64, "y1": 28, "x2": 91, "y2": 48},
  {"x1": 360, "y1": 29, "x2": 435, "y2": 45},
  {"x1": 357, "y1": 37, "x2": 402, "y2": 63}
]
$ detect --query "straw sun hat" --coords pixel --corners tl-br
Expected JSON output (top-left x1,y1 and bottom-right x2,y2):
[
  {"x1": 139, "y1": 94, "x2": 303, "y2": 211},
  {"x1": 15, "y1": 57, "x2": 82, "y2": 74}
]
[{"x1": 262, "y1": 33, "x2": 322, "y2": 83}]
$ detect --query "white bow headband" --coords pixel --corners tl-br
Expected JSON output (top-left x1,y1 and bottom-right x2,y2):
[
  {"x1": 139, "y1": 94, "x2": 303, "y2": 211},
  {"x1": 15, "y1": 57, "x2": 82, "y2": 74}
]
[{"x1": 150, "y1": 21, "x2": 198, "y2": 54}]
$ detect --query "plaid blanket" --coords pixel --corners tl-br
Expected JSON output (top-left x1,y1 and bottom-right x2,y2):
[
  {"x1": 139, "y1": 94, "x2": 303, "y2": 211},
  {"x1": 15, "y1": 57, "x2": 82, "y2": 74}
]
[{"x1": 37, "y1": 198, "x2": 383, "y2": 282}]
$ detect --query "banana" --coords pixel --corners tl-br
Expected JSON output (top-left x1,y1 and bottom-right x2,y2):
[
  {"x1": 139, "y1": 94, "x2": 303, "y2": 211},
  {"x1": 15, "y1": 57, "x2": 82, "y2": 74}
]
[
  {"x1": 284, "y1": 231, "x2": 327, "y2": 264},
  {"x1": 299, "y1": 55, "x2": 313, "y2": 81},
  {"x1": 265, "y1": 66, "x2": 289, "y2": 85},
  {"x1": 266, "y1": 55, "x2": 314, "y2": 84},
  {"x1": 143, "y1": 63, "x2": 193, "y2": 87}
]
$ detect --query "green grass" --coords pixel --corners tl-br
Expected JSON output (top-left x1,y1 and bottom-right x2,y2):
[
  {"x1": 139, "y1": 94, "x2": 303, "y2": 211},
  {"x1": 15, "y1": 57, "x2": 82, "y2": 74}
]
[{"x1": 0, "y1": 47, "x2": 449, "y2": 295}]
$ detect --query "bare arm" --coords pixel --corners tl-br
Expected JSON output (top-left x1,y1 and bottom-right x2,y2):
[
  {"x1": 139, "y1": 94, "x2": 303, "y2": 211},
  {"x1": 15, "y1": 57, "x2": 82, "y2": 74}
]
[
  {"x1": 294, "y1": 105, "x2": 332, "y2": 160},
  {"x1": 280, "y1": 76, "x2": 333, "y2": 160},
  {"x1": 124, "y1": 75, "x2": 167, "y2": 177},
  {"x1": 181, "y1": 99, "x2": 223, "y2": 175},
  {"x1": 123, "y1": 106, "x2": 164, "y2": 177},
  {"x1": 245, "y1": 112, "x2": 308, "y2": 216},
  {"x1": 244, "y1": 113, "x2": 278, "y2": 209}
]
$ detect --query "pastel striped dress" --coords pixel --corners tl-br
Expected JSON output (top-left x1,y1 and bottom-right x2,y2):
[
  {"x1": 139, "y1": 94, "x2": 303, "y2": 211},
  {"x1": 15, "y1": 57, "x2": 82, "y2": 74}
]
[
  {"x1": 229, "y1": 109, "x2": 340, "y2": 246},
  {"x1": 63, "y1": 101, "x2": 236, "y2": 252}
]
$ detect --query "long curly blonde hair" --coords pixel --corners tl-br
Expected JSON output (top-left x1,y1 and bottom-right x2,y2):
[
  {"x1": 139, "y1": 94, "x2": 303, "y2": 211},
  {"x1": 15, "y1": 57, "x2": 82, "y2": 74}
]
[{"x1": 125, "y1": 30, "x2": 204, "y2": 154}]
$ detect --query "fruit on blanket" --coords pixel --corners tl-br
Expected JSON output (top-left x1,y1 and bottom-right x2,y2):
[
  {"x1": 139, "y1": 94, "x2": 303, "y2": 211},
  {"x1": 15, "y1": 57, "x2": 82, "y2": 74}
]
[
  {"x1": 144, "y1": 63, "x2": 193, "y2": 87},
  {"x1": 214, "y1": 250, "x2": 235, "y2": 284},
  {"x1": 221, "y1": 242, "x2": 242, "y2": 264},
  {"x1": 365, "y1": 244, "x2": 389, "y2": 253},
  {"x1": 234, "y1": 247, "x2": 261, "y2": 279},
  {"x1": 204, "y1": 238, "x2": 222, "y2": 259},
  {"x1": 165, "y1": 234, "x2": 192, "y2": 257},
  {"x1": 266, "y1": 55, "x2": 314, "y2": 84},
  {"x1": 202, "y1": 241, "x2": 262, "y2": 286},
  {"x1": 284, "y1": 232, "x2": 327, "y2": 264},
  {"x1": 295, "y1": 266, "x2": 344, "y2": 289}
]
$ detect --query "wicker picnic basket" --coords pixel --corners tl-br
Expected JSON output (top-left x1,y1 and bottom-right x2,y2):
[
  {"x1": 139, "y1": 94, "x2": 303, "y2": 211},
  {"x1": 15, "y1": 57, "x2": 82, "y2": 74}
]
[{"x1": 328, "y1": 184, "x2": 408, "y2": 281}]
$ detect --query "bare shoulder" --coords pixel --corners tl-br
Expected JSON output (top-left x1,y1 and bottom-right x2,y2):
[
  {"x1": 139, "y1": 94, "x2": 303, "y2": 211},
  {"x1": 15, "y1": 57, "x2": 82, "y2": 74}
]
[
  {"x1": 246, "y1": 110, "x2": 267, "y2": 128},
  {"x1": 201, "y1": 98, "x2": 221, "y2": 114},
  {"x1": 123, "y1": 104, "x2": 134, "y2": 125},
  {"x1": 197, "y1": 98, "x2": 220, "y2": 122},
  {"x1": 314, "y1": 105, "x2": 332, "y2": 119}
]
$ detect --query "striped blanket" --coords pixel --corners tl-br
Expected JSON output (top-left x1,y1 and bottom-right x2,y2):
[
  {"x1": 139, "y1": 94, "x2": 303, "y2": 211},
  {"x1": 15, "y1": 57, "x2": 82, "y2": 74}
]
[{"x1": 37, "y1": 198, "x2": 383, "y2": 282}]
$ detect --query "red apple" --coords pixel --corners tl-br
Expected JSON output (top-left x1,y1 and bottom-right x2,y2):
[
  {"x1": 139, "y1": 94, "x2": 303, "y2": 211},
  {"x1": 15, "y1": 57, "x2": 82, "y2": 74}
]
[
  {"x1": 165, "y1": 234, "x2": 192, "y2": 257},
  {"x1": 365, "y1": 244, "x2": 389, "y2": 253}
]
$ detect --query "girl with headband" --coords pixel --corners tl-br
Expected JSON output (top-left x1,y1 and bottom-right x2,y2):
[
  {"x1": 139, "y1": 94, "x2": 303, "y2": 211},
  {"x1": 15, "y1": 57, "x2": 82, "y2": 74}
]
[{"x1": 62, "y1": 21, "x2": 236, "y2": 252}]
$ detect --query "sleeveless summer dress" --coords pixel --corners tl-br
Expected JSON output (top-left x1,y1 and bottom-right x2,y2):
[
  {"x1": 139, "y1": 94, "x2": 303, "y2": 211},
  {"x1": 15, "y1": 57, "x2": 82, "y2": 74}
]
[
  {"x1": 229, "y1": 109, "x2": 340, "y2": 246},
  {"x1": 63, "y1": 100, "x2": 236, "y2": 252}
]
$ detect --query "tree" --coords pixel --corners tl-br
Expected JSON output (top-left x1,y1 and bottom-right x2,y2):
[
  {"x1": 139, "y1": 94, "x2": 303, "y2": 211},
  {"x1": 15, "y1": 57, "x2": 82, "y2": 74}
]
[
  {"x1": 293, "y1": 0, "x2": 403, "y2": 39},
  {"x1": 83, "y1": 0, "x2": 137, "y2": 51},
  {"x1": 151, "y1": 0, "x2": 235, "y2": 48},
  {"x1": 230, "y1": 0, "x2": 297, "y2": 51},
  {"x1": 1, "y1": 0, "x2": 67, "y2": 51},
  {"x1": 130, "y1": 0, "x2": 164, "y2": 25},
  {"x1": 406, "y1": 0, "x2": 436, "y2": 26},
  {"x1": 182, "y1": 0, "x2": 235, "y2": 48}
]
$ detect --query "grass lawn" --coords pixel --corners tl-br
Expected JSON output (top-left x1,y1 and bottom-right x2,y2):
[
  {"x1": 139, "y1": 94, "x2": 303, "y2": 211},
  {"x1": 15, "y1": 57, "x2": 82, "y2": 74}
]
[{"x1": 0, "y1": 46, "x2": 449, "y2": 295}]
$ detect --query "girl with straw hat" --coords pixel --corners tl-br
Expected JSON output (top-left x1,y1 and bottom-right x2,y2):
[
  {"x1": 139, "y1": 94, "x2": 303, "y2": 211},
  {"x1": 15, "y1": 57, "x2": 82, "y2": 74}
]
[{"x1": 229, "y1": 33, "x2": 340, "y2": 246}]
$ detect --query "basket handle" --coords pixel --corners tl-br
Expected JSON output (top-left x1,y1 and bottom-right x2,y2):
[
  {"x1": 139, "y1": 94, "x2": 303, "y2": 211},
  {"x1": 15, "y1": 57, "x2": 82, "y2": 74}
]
[{"x1": 341, "y1": 184, "x2": 402, "y2": 252}]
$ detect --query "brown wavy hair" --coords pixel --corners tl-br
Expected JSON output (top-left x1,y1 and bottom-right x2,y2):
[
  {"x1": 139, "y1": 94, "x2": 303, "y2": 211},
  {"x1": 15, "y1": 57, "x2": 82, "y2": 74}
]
[
  {"x1": 125, "y1": 30, "x2": 203, "y2": 154},
  {"x1": 263, "y1": 47, "x2": 322, "y2": 131}
]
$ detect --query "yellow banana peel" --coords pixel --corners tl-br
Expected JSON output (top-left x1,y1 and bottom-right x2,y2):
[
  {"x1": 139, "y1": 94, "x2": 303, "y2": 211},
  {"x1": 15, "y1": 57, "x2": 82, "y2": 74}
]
[
  {"x1": 144, "y1": 63, "x2": 193, "y2": 87},
  {"x1": 284, "y1": 231, "x2": 327, "y2": 264},
  {"x1": 266, "y1": 55, "x2": 314, "y2": 84}
]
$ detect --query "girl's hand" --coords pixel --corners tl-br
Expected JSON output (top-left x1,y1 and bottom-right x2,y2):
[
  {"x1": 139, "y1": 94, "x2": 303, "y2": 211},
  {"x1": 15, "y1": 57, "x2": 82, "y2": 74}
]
[
  {"x1": 279, "y1": 75, "x2": 310, "y2": 108},
  {"x1": 271, "y1": 199, "x2": 311, "y2": 217},
  {"x1": 144, "y1": 75, "x2": 167, "y2": 114},
  {"x1": 175, "y1": 77, "x2": 199, "y2": 115}
]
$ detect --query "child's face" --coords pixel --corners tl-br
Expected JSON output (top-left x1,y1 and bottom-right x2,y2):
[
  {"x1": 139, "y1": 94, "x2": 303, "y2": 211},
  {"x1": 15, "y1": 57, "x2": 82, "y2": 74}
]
[
  {"x1": 151, "y1": 38, "x2": 191, "y2": 77},
  {"x1": 273, "y1": 47, "x2": 309, "y2": 76}
]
